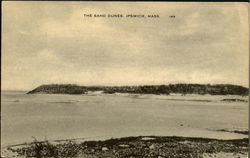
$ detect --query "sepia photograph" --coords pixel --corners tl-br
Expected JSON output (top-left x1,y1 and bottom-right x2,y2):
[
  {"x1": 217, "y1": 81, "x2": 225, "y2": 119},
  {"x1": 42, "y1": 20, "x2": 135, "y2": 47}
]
[{"x1": 1, "y1": 1, "x2": 249, "y2": 158}]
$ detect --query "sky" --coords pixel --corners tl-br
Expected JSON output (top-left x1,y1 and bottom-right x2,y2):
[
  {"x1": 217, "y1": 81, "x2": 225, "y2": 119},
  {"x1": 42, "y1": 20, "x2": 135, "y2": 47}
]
[{"x1": 2, "y1": 2, "x2": 249, "y2": 90}]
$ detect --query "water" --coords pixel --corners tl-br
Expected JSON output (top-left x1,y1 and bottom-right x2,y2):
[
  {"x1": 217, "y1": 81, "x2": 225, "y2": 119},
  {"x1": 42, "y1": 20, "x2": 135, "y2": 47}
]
[{"x1": 1, "y1": 91, "x2": 248, "y2": 147}]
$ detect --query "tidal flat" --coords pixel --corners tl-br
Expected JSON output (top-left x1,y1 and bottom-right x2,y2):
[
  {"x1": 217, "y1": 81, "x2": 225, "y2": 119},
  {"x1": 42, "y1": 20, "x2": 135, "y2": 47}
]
[{"x1": 1, "y1": 91, "x2": 248, "y2": 157}]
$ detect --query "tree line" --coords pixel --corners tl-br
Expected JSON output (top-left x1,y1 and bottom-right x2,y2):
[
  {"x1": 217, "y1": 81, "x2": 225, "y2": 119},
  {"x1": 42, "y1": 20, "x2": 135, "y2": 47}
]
[{"x1": 27, "y1": 84, "x2": 249, "y2": 96}]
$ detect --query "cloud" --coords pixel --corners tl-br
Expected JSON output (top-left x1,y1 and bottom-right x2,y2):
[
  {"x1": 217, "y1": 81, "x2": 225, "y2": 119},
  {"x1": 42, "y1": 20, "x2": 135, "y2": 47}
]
[{"x1": 2, "y1": 2, "x2": 249, "y2": 90}]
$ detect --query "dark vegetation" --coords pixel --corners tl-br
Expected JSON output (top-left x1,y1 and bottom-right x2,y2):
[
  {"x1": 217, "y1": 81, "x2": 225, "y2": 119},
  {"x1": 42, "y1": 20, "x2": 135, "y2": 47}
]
[
  {"x1": 8, "y1": 136, "x2": 248, "y2": 158},
  {"x1": 27, "y1": 83, "x2": 249, "y2": 96},
  {"x1": 217, "y1": 129, "x2": 249, "y2": 135},
  {"x1": 221, "y1": 98, "x2": 248, "y2": 102}
]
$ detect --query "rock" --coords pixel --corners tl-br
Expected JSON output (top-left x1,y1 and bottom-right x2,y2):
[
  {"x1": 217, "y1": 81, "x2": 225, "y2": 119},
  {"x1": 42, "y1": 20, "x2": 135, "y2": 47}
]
[
  {"x1": 119, "y1": 144, "x2": 130, "y2": 148},
  {"x1": 149, "y1": 144, "x2": 155, "y2": 150},
  {"x1": 141, "y1": 137, "x2": 155, "y2": 141},
  {"x1": 102, "y1": 147, "x2": 109, "y2": 151}
]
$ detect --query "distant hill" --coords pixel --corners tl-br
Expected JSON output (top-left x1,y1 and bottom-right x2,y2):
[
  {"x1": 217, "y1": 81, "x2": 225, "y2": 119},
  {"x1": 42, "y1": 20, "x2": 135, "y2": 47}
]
[{"x1": 27, "y1": 84, "x2": 249, "y2": 96}]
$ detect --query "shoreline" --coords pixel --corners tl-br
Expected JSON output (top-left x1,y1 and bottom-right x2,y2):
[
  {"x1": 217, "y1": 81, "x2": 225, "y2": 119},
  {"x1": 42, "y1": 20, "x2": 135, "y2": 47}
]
[
  {"x1": 2, "y1": 135, "x2": 248, "y2": 158},
  {"x1": 23, "y1": 92, "x2": 250, "y2": 103}
]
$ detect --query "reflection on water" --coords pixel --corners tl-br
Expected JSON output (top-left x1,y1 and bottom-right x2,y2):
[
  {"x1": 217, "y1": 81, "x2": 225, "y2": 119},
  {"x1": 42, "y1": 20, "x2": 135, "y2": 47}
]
[{"x1": 1, "y1": 91, "x2": 248, "y2": 147}]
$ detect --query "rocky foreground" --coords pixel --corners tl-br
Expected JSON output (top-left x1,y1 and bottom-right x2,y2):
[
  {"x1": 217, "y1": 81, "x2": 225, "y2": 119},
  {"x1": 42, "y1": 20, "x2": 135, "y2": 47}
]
[{"x1": 4, "y1": 136, "x2": 248, "y2": 158}]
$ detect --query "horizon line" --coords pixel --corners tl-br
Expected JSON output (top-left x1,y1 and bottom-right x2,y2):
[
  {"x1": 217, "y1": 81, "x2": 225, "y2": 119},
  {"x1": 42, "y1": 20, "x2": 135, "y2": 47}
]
[{"x1": 1, "y1": 82, "x2": 249, "y2": 91}]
